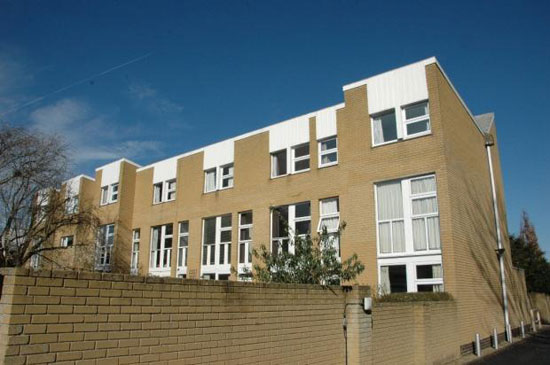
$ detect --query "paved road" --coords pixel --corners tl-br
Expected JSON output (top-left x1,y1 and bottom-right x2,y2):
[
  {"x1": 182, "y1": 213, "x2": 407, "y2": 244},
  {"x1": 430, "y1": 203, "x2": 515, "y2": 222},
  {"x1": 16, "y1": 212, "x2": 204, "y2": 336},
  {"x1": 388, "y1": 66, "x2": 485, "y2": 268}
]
[{"x1": 469, "y1": 326, "x2": 550, "y2": 364}]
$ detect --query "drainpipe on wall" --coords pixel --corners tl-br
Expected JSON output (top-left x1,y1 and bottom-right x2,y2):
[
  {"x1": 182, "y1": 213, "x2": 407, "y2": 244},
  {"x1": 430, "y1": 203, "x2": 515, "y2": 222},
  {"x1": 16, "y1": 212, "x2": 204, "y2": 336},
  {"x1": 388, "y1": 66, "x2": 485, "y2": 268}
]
[{"x1": 485, "y1": 133, "x2": 511, "y2": 341}]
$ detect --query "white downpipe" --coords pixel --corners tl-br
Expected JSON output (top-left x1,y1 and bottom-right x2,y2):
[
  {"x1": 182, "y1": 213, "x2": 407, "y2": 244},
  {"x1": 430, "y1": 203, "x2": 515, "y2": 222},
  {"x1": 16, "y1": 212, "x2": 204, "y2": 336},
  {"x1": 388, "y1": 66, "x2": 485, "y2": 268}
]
[{"x1": 486, "y1": 142, "x2": 511, "y2": 339}]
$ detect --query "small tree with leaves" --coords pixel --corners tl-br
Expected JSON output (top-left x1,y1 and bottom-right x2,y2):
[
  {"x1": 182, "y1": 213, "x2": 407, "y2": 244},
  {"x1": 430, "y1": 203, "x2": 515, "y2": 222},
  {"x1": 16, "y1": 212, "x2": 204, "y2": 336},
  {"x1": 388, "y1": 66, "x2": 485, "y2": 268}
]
[
  {"x1": 242, "y1": 223, "x2": 364, "y2": 285},
  {"x1": 0, "y1": 124, "x2": 98, "y2": 268}
]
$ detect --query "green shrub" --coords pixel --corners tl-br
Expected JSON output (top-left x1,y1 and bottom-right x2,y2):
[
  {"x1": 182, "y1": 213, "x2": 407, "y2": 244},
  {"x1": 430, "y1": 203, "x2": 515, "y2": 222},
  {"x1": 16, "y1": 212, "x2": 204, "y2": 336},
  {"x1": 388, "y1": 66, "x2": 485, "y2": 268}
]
[{"x1": 375, "y1": 292, "x2": 453, "y2": 303}]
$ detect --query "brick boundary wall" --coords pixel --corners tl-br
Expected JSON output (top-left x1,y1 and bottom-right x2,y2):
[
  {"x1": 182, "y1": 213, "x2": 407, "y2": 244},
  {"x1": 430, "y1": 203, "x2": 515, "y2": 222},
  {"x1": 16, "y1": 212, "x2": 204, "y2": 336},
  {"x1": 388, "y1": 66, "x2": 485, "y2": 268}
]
[{"x1": 0, "y1": 268, "x2": 370, "y2": 365}]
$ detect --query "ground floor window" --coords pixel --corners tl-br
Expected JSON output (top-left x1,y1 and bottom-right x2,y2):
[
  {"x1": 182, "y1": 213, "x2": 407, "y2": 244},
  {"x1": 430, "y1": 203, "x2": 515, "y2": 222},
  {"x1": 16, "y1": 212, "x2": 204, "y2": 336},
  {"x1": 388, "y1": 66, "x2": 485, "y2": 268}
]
[
  {"x1": 378, "y1": 255, "x2": 443, "y2": 294},
  {"x1": 201, "y1": 214, "x2": 232, "y2": 279},
  {"x1": 96, "y1": 224, "x2": 114, "y2": 271},
  {"x1": 131, "y1": 229, "x2": 140, "y2": 275}
]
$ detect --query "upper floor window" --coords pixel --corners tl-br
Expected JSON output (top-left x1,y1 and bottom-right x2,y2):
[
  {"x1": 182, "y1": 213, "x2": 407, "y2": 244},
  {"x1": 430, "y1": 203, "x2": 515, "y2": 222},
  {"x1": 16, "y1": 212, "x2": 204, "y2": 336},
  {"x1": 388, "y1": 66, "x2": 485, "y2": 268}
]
[
  {"x1": 375, "y1": 175, "x2": 441, "y2": 255},
  {"x1": 318, "y1": 136, "x2": 338, "y2": 168},
  {"x1": 271, "y1": 150, "x2": 287, "y2": 177},
  {"x1": 372, "y1": 110, "x2": 398, "y2": 146},
  {"x1": 403, "y1": 101, "x2": 430, "y2": 138},
  {"x1": 204, "y1": 164, "x2": 234, "y2": 193},
  {"x1": 131, "y1": 229, "x2": 140, "y2": 275},
  {"x1": 291, "y1": 143, "x2": 310, "y2": 173},
  {"x1": 150, "y1": 223, "x2": 173, "y2": 269},
  {"x1": 61, "y1": 235, "x2": 74, "y2": 247},
  {"x1": 100, "y1": 183, "x2": 118, "y2": 205},
  {"x1": 153, "y1": 179, "x2": 176, "y2": 204},
  {"x1": 65, "y1": 196, "x2": 79, "y2": 215}
]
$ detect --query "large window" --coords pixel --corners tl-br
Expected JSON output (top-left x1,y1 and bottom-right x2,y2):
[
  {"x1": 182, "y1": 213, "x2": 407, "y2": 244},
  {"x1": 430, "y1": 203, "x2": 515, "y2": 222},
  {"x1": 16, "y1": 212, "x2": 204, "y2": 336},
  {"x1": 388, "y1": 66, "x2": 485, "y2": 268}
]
[
  {"x1": 201, "y1": 214, "x2": 232, "y2": 280},
  {"x1": 204, "y1": 164, "x2": 235, "y2": 193},
  {"x1": 318, "y1": 136, "x2": 338, "y2": 168},
  {"x1": 271, "y1": 202, "x2": 310, "y2": 255},
  {"x1": 177, "y1": 222, "x2": 189, "y2": 277},
  {"x1": 100, "y1": 183, "x2": 118, "y2": 205},
  {"x1": 403, "y1": 101, "x2": 430, "y2": 138},
  {"x1": 375, "y1": 175, "x2": 441, "y2": 255},
  {"x1": 65, "y1": 196, "x2": 79, "y2": 214},
  {"x1": 379, "y1": 261, "x2": 443, "y2": 294},
  {"x1": 220, "y1": 164, "x2": 234, "y2": 189},
  {"x1": 96, "y1": 224, "x2": 114, "y2": 271},
  {"x1": 291, "y1": 143, "x2": 310, "y2": 173},
  {"x1": 271, "y1": 150, "x2": 287, "y2": 177},
  {"x1": 318, "y1": 198, "x2": 340, "y2": 257},
  {"x1": 131, "y1": 229, "x2": 140, "y2": 275},
  {"x1": 153, "y1": 179, "x2": 176, "y2": 204},
  {"x1": 372, "y1": 110, "x2": 398, "y2": 146},
  {"x1": 150, "y1": 224, "x2": 173, "y2": 272}
]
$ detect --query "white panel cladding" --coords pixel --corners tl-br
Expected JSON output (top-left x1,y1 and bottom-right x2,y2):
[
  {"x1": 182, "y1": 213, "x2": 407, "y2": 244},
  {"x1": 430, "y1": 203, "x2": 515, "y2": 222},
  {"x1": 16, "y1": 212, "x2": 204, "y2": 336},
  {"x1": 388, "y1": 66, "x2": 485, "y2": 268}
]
[
  {"x1": 315, "y1": 106, "x2": 338, "y2": 140},
  {"x1": 64, "y1": 176, "x2": 81, "y2": 197},
  {"x1": 203, "y1": 139, "x2": 234, "y2": 170},
  {"x1": 366, "y1": 61, "x2": 429, "y2": 115},
  {"x1": 100, "y1": 161, "x2": 121, "y2": 187},
  {"x1": 152, "y1": 157, "x2": 178, "y2": 184},
  {"x1": 269, "y1": 116, "x2": 310, "y2": 152}
]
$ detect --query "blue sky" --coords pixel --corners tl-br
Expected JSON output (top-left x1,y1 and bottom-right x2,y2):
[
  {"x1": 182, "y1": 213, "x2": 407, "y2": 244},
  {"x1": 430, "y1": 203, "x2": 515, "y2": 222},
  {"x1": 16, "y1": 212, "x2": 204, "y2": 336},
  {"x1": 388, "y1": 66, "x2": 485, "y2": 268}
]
[{"x1": 0, "y1": 1, "x2": 548, "y2": 253}]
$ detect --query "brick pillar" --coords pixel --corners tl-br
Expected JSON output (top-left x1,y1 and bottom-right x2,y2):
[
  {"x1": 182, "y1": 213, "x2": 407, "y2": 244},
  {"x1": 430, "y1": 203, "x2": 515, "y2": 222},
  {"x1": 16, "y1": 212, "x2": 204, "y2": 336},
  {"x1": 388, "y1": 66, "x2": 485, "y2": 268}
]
[{"x1": 345, "y1": 285, "x2": 372, "y2": 365}]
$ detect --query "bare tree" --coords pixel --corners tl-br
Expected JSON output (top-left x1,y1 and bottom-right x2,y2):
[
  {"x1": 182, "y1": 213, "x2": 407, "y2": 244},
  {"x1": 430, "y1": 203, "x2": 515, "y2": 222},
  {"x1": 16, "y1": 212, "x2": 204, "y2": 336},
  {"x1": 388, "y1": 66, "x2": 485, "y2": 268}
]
[{"x1": 0, "y1": 124, "x2": 98, "y2": 268}]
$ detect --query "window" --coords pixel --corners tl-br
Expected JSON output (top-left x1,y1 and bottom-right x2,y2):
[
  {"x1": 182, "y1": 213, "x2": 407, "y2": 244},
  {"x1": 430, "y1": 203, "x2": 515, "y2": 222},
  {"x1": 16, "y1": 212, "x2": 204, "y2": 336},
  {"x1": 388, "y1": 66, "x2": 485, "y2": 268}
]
[
  {"x1": 376, "y1": 181, "x2": 405, "y2": 254},
  {"x1": 61, "y1": 235, "x2": 74, "y2": 247},
  {"x1": 410, "y1": 176, "x2": 440, "y2": 251},
  {"x1": 238, "y1": 212, "x2": 253, "y2": 265},
  {"x1": 100, "y1": 186, "x2": 109, "y2": 205},
  {"x1": 100, "y1": 184, "x2": 119, "y2": 205},
  {"x1": 403, "y1": 101, "x2": 430, "y2": 137},
  {"x1": 166, "y1": 179, "x2": 176, "y2": 201},
  {"x1": 318, "y1": 137, "x2": 338, "y2": 167},
  {"x1": 291, "y1": 143, "x2": 310, "y2": 173},
  {"x1": 131, "y1": 229, "x2": 140, "y2": 275},
  {"x1": 150, "y1": 224, "x2": 173, "y2": 270},
  {"x1": 271, "y1": 202, "x2": 310, "y2": 255},
  {"x1": 204, "y1": 169, "x2": 217, "y2": 193},
  {"x1": 318, "y1": 198, "x2": 340, "y2": 257},
  {"x1": 178, "y1": 221, "x2": 189, "y2": 269},
  {"x1": 153, "y1": 183, "x2": 163, "y2": 204},
  {"x1": 96, "y1": 224, "x2": 114, "y2": 270},
  {"x1": 110, "y1": 183, "x2": 119, "y2": 202},
  {"x1": 372, "y1": 109, "x2": 398, "y2": 146},
  {"x1": 271, "y1": 150, "x2": 287, "y2": 177},
  {"x1": 220, "y1": 164, "x2": 234, "y2": 189},
  {"x1": 65, "y1": 196, "x2": 79, "y2": 214},
  {"x1": 201, "y1": 215, "x2": 232, "y2": 280},
  {"x1": 379, "y1": 262, "x2": 443, "y2": 294},
  {"x1": 154, "y1": 180, "x2": 176, "y2": 204}
]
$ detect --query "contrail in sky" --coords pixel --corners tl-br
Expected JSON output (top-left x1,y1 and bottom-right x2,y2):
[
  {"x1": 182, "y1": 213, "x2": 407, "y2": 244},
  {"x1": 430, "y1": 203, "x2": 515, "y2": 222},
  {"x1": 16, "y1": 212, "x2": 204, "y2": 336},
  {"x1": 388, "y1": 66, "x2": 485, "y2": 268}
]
[{"x1": 1, "y1": 53, "x2": 151, "y2": 116}]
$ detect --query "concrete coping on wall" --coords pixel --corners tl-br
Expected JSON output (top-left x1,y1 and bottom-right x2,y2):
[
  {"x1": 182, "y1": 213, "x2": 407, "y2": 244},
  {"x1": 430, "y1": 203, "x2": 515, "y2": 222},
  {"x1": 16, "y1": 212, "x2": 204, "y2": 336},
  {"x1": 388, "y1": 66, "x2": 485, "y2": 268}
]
[{"x1": 0, "y1": 267, "x2": 371, "y2": 294}]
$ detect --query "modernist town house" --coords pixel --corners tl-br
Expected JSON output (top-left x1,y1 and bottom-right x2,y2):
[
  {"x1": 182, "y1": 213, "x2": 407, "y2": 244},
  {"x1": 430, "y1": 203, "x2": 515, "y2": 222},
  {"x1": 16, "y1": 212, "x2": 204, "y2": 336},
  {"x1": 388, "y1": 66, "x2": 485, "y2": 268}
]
[{"x1": 36, "y1": 57, "x2": 530, "y2": 348}]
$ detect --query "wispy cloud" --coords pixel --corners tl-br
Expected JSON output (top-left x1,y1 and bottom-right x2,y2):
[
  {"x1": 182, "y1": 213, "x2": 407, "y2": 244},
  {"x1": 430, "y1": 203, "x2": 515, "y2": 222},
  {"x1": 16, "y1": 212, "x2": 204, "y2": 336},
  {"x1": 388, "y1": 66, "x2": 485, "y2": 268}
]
[{"x1": 29, "y1": 98, "x2": 162, "y2": 164}]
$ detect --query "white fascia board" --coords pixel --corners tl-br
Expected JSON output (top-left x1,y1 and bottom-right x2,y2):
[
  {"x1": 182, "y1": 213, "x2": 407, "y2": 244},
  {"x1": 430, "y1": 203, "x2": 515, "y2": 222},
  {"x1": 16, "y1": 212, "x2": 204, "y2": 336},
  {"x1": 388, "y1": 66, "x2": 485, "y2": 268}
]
[{"x1": 95, "y1": 158, "x2": 141, "y2": 172}]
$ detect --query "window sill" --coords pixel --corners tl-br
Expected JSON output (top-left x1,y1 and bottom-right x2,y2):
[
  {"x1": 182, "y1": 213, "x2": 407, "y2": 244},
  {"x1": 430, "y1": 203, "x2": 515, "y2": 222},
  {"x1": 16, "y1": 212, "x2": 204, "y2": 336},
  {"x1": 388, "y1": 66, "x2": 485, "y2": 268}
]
[
  {"x1": 99, "y1": 201, "x2": 117, "y2": 207},
  {"x1": 203, "y1": 186, "x2": 234, "y2": 194},
  {"x1": 152, "y1": 200, "x2": 175, "y2": 206},
  {"x1": 372, "y1": 131, "x2": 432, "y2": 148},
  {"x1": 403, "y1": 130, "x2": 432, "y2": 140},
  {"x1": 377, "y1": 250, "x2": 442, "y2": 259},
  {"x1": 318, "y1": 162, "x2": 338, "y2": 169}
]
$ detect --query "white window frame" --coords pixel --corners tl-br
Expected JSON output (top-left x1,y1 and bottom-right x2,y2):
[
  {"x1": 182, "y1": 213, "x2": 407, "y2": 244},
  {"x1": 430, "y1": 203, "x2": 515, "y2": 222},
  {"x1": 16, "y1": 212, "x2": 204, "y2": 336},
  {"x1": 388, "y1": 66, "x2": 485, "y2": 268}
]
[
  {"x1": 371, "y1": 109, "x2": 399, "y2": 147},
  {"x1": 177, "y1": 221, "x2": 189, "y2": 277},
  {"x1": 317, "y1": 198, "x2": 340, "y2": 258},
  {"x1": 100, "y1": 183, "x2": 119, "y2": 206},
  {"x1": 271, "y1": 202, "x2": 311, "y2": 255},
  {"x1": 153, "y1": 180, "x2": 176, "y2": 204},
  {"x1": 201, "y1": 215, "x2": 232, "y2": 279},
  {"x1": 149, "y1": 224, "x2": 173, "y2": 276},
  {"x1": 318, "y1": 136, "x2": 338, "y2": 168},
  {"x1": 410, "y1": 175, "x2": 440, "y2": 252},
  {"x1": 375, "y1": 174, "x2": 441, "y2": 258},
  {"x1": 402, "y1": 100, "x2": 431, "y2": 139},
  {"x1": 65, "y1": 195, "x2": 79, "y2": 215},
  {"x1": 238, "y1": 211, "x2": 253, "y2": 278},
  {"x1": 204, "y1": 168, "x2": 217, "y2": 193},
  {"x1": 271, "y1": 149, "x2": 288, "y2": 178},
  {"x1": 131, "y1": 229, "x2": 140, "y2": 275},
  {"x1": 377, "y1": 255, "x2": 443, "y2": 294},
  {"x1": 96, "y1": 224, "x2": 114, "y2": 271},
  {"x1": 61, "y1": 235, "x2": 74, "y2": 248},
  {"x1": 219, "y1": 164, "x2": 234, "y2": 190},
  {"x1": 291, "y1": 143, "x2": 310, "y2": 174}
]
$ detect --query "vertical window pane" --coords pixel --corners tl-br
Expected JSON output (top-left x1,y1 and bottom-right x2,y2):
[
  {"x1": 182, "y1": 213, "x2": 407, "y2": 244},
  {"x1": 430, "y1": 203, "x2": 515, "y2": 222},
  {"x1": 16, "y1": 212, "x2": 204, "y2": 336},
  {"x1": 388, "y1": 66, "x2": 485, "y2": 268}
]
[
  {"x1": 376, "y1": 181, "x2": 403, "y2": 220},
  {"x1": 427, "y1": 217, "x2": 441, "y2": 249},
  {"x1": 240, "y1": 211, "x2": 253, "y2": 225},
  {"x1": 205, "y1": 170, "x2": 217, "y2": 192},
  {"x1": 378, "y1": 222, "x2": 391, "y2": 253},
  {"x1": 392, "y1": 221, "x2": 405, "y2": 252},
  {"x1": 272, "y1": 206, "x2": 288, "y2": 238},
  {"x1": 295, "y1": 202, "x2": 310, "y2": 218},
  {"x1": 373, "y1": 110, "x2": 397, "y2": 144},
  {"x1": 239, "y1": 243, "x2": 245, "y2": 264},
  {"x1": 204, "y1": 218, "x2": 216, "y2": 244},
  {"x1": 388, "y1": 265, "x2": 407, "y2": 293},
  {"x1": 413, "y1": 218, "x2": 427, "y2": 251},
  {"x1": 272, "y1": 150, "x2": 287, "y2": 176},
  {"x1": 412, "y1": 197, "x2": 438, "y2": 215},
  {"x1": 221, "y1": 215, "x2": 232, "y2": 227}
]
